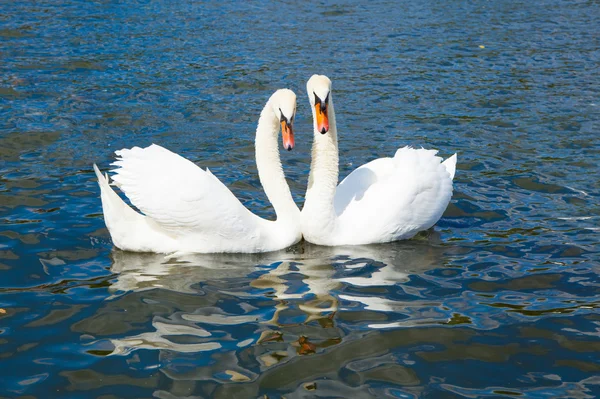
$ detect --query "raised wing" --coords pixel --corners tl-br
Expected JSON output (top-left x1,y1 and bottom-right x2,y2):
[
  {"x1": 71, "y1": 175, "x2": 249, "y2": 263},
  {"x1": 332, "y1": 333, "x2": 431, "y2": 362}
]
[
  {"x1": 334, "y1": 146, "x2": 455, "y2": 243},
  {"x1": 110, "y1": 144, "x2": 261, "y2": 239}
]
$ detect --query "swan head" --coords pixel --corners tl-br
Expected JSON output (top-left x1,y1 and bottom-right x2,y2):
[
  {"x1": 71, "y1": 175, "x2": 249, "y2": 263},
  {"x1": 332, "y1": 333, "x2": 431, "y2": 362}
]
[
  {"x1": 270, "y1": 89, "x2": 296, "y2": 151},
  {"x1": 307, "y1": 75, "x2": 332, "y2": 135}
]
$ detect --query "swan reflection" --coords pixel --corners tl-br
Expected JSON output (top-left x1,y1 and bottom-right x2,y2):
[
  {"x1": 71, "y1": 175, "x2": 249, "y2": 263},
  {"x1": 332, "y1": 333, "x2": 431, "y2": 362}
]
[
  {"x1": 108, "y1": 249, "x2": 295, "y2": 295},
  {"x1": 102, "y1": 237, "x2": 451, "y2": 382},
  {"x1": 110, "y1": 317, "x2": 218, "y2": 355}
]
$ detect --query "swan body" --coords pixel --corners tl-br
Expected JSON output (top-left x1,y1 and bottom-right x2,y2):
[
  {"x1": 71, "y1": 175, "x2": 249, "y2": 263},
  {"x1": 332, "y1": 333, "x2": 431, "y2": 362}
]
[
  {"x1": 94, "y1": 89, "x2": 301, "y2": 254},
  {"x1": 301, "y1": 75, "x2": 457, "y2": 246}
]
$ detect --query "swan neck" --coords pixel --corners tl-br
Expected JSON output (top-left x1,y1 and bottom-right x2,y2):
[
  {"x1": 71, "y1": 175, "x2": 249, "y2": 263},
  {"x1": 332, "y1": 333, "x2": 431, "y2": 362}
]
[
  {"x1": 304, "y1": 98, "x2": 339, "y2": 217},
  {"x1": 255, "y1": 101, "x2": 299, "y2": 226}
]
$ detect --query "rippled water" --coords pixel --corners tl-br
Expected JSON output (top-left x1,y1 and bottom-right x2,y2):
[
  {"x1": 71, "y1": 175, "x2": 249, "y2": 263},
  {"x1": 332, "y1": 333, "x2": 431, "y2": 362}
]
[{"x1": 1, "y1": 0, "x2": 599, "y2": 397}]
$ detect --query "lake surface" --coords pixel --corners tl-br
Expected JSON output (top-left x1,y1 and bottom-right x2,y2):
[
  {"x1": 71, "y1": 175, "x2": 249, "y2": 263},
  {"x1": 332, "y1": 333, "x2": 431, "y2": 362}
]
[{"x1": 1, "y1": 0, "x2": 599, "y2": 397}]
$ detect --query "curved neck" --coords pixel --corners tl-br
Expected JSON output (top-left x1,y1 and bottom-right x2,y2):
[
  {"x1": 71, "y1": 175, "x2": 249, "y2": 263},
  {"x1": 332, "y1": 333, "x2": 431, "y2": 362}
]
[
  {"x1": 304, "y1": 98, "x2": 339, "y2": 218},
  {"x1": 255, "y1": 101, "x2": 299, "y2": 225}
]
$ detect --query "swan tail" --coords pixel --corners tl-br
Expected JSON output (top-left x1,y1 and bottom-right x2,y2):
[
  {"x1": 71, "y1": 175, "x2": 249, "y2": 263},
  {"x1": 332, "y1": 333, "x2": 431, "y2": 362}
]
[
  {"x1": 94, "y1": 164, "x2": 140, "y2": 220},
  {"x1": 93, "y1": 164, "x2": 151, "y2": 250},
  {"x1": 442, "y1": 153, "x2": 457, "y2": 180}
]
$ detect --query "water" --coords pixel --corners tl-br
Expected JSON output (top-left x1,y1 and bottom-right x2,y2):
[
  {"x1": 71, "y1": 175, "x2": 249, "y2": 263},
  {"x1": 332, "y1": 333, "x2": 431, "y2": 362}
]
[{"x1": 1, "y1": 0, "x2": 599, "y2": 397}]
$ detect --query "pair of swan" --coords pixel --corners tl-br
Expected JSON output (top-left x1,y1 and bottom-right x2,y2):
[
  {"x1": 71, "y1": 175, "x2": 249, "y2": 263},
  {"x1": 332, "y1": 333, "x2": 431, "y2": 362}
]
[{"x1": 93, "y1": 75, "x2": 457, "y2": 254}]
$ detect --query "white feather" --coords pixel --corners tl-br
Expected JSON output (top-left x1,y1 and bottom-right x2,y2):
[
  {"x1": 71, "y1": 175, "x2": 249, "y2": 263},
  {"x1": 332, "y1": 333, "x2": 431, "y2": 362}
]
[
  {"x1": 111, "y1": 144, "x2": 259, "y2": 239},
  {"x1": 333, "y1": 146, "x2": 455, "y2": 244},
  {"x1": 93, "y1": 89, "x2": 301, "y2": 254},
  {"x1": 302, "y1": 75, "x2": 456, "y2": 246}
]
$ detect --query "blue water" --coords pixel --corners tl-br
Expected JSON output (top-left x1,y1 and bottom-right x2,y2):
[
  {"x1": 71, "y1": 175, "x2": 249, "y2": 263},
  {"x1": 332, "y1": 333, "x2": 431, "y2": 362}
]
[{"x1": 1, "y1": 0, "x2": 599, "y2": 397}]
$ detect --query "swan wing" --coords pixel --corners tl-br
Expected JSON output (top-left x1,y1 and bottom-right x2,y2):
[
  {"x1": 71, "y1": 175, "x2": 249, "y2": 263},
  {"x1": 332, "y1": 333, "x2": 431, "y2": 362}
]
[
  {"x1": 110, "y1": 144, "x2": 260, "y2": 239},
  {"x1": 334, "y1": 146, "x2": 455, "y2": 243}
]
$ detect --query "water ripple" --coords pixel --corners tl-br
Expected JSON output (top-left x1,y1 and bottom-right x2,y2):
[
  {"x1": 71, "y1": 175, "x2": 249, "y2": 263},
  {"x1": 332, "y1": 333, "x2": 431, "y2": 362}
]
[{"x1": 1, "y1": 0, "x2": 599, "y2": 397}]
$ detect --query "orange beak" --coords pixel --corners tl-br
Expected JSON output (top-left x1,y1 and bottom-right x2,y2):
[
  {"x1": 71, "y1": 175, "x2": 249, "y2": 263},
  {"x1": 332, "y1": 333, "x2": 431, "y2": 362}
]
[
  {"x1": 281, "y1": 120, "x2": 294, "y2": 151},
  {"x1": 315, "y1": 103, "x2": 329, "y2": 134}
]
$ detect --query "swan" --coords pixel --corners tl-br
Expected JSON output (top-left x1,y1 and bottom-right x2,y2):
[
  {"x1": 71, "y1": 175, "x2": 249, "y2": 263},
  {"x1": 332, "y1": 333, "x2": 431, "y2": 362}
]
[
  {"x1": 301, "y1": 75, "x2": 457, "y2": 246},
  {"x1": 93, "y1": 89, "x2": 301, "y2": 254}
]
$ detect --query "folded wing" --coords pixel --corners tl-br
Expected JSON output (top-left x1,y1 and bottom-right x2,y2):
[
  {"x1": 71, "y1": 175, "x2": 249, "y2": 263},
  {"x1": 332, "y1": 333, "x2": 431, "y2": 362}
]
[{"x1": 334, "y1": 146, "x2": 456, "y2": 243}]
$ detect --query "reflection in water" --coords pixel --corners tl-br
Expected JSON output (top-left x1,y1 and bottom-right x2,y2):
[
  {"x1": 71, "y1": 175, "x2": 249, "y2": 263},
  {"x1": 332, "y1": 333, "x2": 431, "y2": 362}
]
[
  {"x1": 95, "y1": 239, "x2": 452, "y2": 397},
  {"x1": 111, "y1": 318, "x2": 218, "y2": 355},
  {"x1": 108, "y1": 250, "x2": 275, "y2": 295},
  {"x1": 79, "y1": 237, "x2": 600, "y2": 398}
]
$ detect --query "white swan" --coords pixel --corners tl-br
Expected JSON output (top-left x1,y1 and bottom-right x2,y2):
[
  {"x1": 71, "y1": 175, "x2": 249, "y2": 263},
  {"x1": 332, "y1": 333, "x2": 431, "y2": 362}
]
[
  {"x1": 93, "y1": 89, "x2": 301, "y2": 254},
  {"x1": 301, "y1": 75, "x2": 457, "y2": 246}
]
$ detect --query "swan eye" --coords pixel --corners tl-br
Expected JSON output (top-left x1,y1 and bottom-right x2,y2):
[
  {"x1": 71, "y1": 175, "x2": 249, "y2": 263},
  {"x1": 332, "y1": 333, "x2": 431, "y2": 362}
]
[
  {"x1": 314, "y1": 92, "x2": 321, "y2": 105},
  {"x1": 314, "y1": 92, "x2": 329, "y2": 110},
  {"x1": 279, "y1": 108, "x2": 287, "y2": 123}
]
